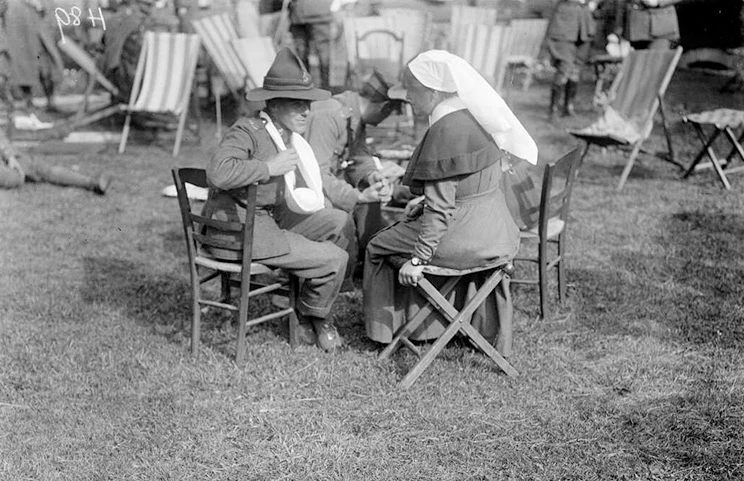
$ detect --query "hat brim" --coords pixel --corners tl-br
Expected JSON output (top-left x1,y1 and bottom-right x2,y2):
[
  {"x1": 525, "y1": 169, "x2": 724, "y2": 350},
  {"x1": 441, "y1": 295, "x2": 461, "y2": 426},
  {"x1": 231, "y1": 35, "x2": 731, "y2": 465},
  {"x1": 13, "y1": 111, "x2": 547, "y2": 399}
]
[
  {"x1": 387, "y1": 84, "x2": 409, "y2": 102},
  {"x1": 245, "y1": 87, "x2": 331, "y2": 102}
]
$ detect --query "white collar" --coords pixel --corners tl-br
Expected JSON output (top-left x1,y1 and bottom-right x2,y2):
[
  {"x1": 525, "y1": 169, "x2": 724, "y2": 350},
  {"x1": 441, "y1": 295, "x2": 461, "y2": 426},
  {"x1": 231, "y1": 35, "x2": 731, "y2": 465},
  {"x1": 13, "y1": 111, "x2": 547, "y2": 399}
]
[{"x1": 429, "y1": 96, "x2": 466, "y2": 126}]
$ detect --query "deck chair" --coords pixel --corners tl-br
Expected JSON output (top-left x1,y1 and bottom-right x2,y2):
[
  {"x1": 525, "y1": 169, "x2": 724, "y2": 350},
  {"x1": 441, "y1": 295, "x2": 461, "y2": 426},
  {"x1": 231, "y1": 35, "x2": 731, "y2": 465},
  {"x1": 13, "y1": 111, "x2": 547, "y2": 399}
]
[
  {"x1": 119, "y1": 32, "x2": 201, "y2": 157},
  {"x1": 378, "y1": 260, "x2": 518, "y2": 389},
  {"x1": 568, "y1": 47, "x2": 683, "y2": 190},
  {"x1": 504, "y1": 18, "x2": 549, "y2": 92},
  {"x1": 172, "y1": 168, "x2": 301, "y2": 363},
  {"x1": 379, "y1": 8, "x2": 433, "y2": 64},
  {"x1": 449, "y1": 5, "x2": 498, "y2": 54},
  {"x1": 510, "y1": 147, "x2": 584, "y2": 321},
  {"x1": 343, "y1": 16, "x2": 404, "y2": 86},
  {"x1": 192, "y1": 13, "x2": 248, "y2": 137},
  {"x1": 455, "y1": 23, "x2": 514, "y2": 92},
  {"x1": 56, "y1": 38, "x2": 124, "y2": 129},
  {"x1": 231, "y1": 36, "x2": 277, "y2": 91}
]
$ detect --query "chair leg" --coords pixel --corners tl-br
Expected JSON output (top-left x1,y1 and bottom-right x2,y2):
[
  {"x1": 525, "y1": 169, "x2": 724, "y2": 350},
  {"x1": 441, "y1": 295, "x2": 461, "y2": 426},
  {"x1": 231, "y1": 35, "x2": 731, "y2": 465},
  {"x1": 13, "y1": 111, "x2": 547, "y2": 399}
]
[
  {"x1": 235, "y1": 279, "x2": 251, "y2": 364},
  {"x1": 522, "y1": 67, "x2": 533, "y2": 92},
  {"x1": 557, "y1": 234, "x2": 567, "y2": 304},
  {"x1": 215, "y1": 93, "x2": 222, "y2": 140},
  {"x1": 538, "y1": 232, "x2": 549, "y2": 321},
  {"x1": 617, "y1": 140, "x2": 644, "y2": 191},
  {"x1": 118, "y1": 113, "x2": 132, "y2": 154},
  {"x1": 173, "y1": 108, "x2": 189, "y2": 157},
  {"x1": 190, "y1": 267, "x2": 202, "y2": 356},
  {"x1": 287, "y1": 275, "x2": 300, "y2": 348}
]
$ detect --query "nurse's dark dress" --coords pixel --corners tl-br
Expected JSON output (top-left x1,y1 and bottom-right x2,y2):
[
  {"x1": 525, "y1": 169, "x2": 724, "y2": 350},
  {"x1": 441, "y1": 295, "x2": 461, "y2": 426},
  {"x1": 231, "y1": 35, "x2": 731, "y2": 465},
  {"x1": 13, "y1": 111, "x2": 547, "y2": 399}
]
[{"x1": 363, "y1": 107, "x2": 520, "y2": 355}]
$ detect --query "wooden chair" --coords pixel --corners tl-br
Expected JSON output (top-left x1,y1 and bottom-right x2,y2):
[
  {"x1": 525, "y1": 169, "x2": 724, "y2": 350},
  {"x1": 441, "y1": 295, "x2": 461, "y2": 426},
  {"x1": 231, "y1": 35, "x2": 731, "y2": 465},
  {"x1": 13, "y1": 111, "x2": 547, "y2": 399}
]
[
  {"x1": 568, "y1": 47, "x2": 684, "y2": 190},
  {"x1": 343, "y1": 16, "x2": 404, "y2": 86},
  {"x1": 192, "y1": 13, "x2": 247, "y2": 138},
  {"x1": 119, "y1": 32, "x2": 201, "y2": 157},
  {"x1": 455, "y1": 23, "x2": 514, "y2": 92},
  {"x1": 504, "y1": 18, "x2": 549, "y2": 92},
  {"x1": 172, "y1": 168, "x2": 301, "y2": 363},
  {"x1": 510, "y1": 147, "x2": 584, "y2": 321},
  {"x1": 378, "y1": 260, "x2": 518, "y2": 389}
]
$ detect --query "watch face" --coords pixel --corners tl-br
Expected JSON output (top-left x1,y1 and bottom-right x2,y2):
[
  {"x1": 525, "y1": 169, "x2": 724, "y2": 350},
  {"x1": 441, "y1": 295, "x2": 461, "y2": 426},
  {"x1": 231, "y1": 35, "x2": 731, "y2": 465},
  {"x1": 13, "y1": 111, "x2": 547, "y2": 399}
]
[{"x1": 411, "y1": 257, "x2": 421, "y2": 266}]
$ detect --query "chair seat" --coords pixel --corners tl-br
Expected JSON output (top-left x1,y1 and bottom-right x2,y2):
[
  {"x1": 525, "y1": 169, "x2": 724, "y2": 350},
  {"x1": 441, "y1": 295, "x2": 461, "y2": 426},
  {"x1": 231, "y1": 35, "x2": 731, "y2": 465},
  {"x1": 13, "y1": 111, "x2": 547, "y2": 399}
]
[
  {"x1": 684, "y1": 109, "x2": 744, "y2": 129},
  {"x1": 520, "y1": 217, "x2": 565, "y2": 240},
  {"x1": 194, "y1": 254, "x2": 273, "y2": 275},
  {"x1": 422, "y1": 260, "x2": 512, "y2": 277},
  {"x1": 506, "y1": 54, "x2": 533, "y2": 66}
]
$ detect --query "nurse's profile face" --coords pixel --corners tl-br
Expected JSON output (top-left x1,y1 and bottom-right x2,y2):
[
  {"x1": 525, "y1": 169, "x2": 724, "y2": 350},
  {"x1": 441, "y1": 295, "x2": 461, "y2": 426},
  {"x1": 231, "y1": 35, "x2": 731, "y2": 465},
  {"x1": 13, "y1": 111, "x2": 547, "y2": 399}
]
[{"x1": 402, "y1": 68, "x2": 436, "y2": 117}]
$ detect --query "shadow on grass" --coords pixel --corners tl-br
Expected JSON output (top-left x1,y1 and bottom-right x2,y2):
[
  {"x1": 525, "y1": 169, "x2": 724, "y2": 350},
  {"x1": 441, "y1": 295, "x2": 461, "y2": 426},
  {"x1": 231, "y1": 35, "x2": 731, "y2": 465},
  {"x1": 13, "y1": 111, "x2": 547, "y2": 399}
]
[{"x1": 571, "y1": 211, "x2": 744, "y2": 349}]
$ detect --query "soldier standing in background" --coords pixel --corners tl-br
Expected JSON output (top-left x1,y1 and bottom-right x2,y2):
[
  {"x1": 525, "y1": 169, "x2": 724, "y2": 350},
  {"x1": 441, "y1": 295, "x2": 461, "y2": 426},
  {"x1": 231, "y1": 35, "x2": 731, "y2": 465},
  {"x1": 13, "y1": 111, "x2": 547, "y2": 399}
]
[
  {"x1": 614, "y1": 0, "x2": 683, "y2": 50},
  {"x1": 289, "y1": 0, "x2": 333, "y2": 89}
]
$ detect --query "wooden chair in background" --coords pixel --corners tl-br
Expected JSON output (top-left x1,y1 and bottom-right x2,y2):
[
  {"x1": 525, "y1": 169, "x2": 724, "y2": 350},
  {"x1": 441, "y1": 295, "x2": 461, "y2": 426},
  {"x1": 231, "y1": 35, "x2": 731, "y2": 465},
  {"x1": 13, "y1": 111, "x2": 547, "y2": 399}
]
[
  {"x1": 172, "y1": 168, "x2": 301, "y2": 363},
  {"x1": 569, "y1": 47, "x2": 683, "y2": 190},
  {"x1": 510, "y1": 147, "x2": 584, "y2": 321},
  {"x1": 504, "y1": 18, "x2": 549, "y2": 92},
  {"x1": 343, "y1": 16, "x2": 405, "y2": 87}
]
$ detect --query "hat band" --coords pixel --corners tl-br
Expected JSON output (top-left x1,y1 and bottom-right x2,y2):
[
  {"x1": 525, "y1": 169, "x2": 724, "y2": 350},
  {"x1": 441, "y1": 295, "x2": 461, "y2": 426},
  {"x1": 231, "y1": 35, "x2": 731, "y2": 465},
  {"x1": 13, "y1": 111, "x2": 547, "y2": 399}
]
[{"x1": 263, "y1": 74, "x2": 315, "y2": 91}]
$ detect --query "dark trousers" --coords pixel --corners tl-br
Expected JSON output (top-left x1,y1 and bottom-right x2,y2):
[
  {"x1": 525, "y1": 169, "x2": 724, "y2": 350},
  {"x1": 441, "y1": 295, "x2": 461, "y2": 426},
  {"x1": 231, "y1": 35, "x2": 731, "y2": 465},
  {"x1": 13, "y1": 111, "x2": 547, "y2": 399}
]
[{"x1": 290, "y1": 22, "x2": 332, "y2": 89}]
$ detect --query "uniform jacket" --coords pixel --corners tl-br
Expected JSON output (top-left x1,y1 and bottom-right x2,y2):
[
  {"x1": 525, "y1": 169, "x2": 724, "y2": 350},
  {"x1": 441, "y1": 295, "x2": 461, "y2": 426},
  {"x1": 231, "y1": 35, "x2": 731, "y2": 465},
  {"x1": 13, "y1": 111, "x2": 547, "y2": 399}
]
[
  {"x1": 547, "y1": 0, "x2": 598, "y2": 42},
  {"x1": 203, "y1": 116, "x2": 295, "y2": 260},
  {"x1": 289, "y1": 0, "x2": 333, "y2": 25},
  {"x1": 617, "y1": 0, "x2": 681, "y2": 42},
  {"x1": 305, "y1": 91, "x2": 379, "y2": 212}
]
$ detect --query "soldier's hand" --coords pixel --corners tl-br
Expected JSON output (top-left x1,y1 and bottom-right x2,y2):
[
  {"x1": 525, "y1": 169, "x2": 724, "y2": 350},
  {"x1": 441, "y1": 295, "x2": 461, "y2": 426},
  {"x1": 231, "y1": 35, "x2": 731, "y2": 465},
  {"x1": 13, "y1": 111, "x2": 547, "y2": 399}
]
[
  {"x1": 358, "y1": 182, "x2": 386, "y2": 203},
  {"x1": 641, "y1": 0, "x2": 660, "y2": 6},
  {"x1": 404, "y1": 195, "x2": 425, "y2": 219},
  {"x1": 266, "y1": 148, "x2": 300, "y2": 177}
]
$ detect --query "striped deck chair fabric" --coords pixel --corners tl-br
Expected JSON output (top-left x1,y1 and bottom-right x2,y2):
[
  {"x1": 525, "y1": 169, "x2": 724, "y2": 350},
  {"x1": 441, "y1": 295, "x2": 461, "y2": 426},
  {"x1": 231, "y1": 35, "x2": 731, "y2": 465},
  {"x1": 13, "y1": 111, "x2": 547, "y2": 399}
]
[
  {"x1": 505, "y1": 18, "x2": 549, "y2": 91},
  {"x1": 231, "y1": 36, "x2": 277, "y2": 90},
  {"x1": 379, "y1": 8, "x2": 433, "y2": 63},
  {"x1": 192, "y1": 13, "x2": 247, "y2": 95},
  {"x1": 569, "y1": 47, "x2": 683, "y2": 190},
  {"x1": 456, "y1": 23, "x2": 514, "y2": 92},
  {"x1": 449, "y1": 5, "x2": 498, "y2": 54},
  {"x1": 119, "y1": 32, "x2": 202, "y2": 157}
]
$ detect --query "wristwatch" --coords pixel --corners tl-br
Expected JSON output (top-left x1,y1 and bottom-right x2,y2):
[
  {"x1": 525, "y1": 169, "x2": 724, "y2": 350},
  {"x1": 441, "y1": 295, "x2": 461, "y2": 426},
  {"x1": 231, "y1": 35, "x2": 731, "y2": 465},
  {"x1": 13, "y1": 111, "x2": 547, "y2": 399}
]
[{"x1": 410, "y1": 256, "x2": 428, "y2": 266}]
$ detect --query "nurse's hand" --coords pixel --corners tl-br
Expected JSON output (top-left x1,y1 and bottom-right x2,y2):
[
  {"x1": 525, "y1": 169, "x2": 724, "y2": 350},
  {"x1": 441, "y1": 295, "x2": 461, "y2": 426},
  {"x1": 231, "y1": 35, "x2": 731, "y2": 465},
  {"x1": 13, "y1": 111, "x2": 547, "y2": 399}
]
[{"x1": 398, "y1": 261, "x2": 425, "y2": 286}]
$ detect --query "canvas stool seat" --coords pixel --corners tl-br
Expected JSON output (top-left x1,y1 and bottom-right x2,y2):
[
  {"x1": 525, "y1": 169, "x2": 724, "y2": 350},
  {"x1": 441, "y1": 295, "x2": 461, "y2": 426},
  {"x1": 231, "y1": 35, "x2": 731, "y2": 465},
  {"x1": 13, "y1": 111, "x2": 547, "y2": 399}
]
[
  {"x1": 682, "y1": 108, "x2": 744, "y2": 189},
  {"x1": 379, "y1": 260, "x2": 518, "y2": 389}
]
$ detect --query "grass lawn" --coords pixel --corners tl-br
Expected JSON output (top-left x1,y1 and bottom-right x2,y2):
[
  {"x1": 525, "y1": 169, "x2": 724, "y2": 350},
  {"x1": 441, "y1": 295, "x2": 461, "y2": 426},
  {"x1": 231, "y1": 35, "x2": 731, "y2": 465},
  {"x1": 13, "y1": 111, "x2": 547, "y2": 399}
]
[{"x1": 1, "y1": 68, "x2": 743, "y2": 480}]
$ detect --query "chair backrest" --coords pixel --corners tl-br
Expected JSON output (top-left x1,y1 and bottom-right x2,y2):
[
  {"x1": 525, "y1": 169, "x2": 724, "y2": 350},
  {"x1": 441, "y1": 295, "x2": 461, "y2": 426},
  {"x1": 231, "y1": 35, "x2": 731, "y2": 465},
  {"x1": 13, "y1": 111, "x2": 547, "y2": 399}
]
[
  {"x1": 608, "y1": 47, "x2": 683, "y2": 138},
  {"x1": 449, "y1": 5, "x2": 498, "y2": 53},
  {"x1": 378, "y1": 8, "x2": 433, "y2": 64},
  {"x1": 172, "y1": 168, "x2": 257, "y2": 269},
  {"x1": 343, "y1": 16, "x2": 396, "y2": 65},
  {"x1": 231, "y1": 36, "x2": 277, "y2": 90},
  {"x1": 456, "y1": 23, "x2": 513, "y2": 91},
  {"x1": 506, "y1": 18, "x2": 549, "y2": 63},
  {"x1": 537, "y1": 146, "x2": 584, "y2": 235},
  {"x1": 57, "y1": 38, "x2": 120, "y2": 97},
  {"x1": 128, "y1": 32, "x2": 201, "y2": 115},
  {"x1": 192, "y1": 13, "x2": 247, "y2": 94}
]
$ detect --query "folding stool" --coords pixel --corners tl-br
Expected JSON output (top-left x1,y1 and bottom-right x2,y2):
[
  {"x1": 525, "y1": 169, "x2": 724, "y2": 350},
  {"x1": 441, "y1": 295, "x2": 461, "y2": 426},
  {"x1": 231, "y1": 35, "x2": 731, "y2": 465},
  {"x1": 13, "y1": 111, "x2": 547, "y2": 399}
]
[
  {"x1": 379, "y1": 262, "x2": 518, "y2": 389},
  {"x1": 682, "y1": 109, "x2": 744, "y2": 190}
]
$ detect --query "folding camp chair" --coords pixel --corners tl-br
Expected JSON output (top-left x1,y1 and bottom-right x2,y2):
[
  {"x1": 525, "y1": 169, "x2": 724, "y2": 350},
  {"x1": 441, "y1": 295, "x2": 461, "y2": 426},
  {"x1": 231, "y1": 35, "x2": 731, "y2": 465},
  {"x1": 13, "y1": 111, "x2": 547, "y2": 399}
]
[
  {"x1": 449, "y1": 5, "x2": 498, "y2": 54},
  {"x1": 569, "y1": 47, "x2": 683, "y2": 190},
  {"x1": 378, "y1": 261, "x2": 518, "y2": 389},
  {"x1": 119, "y1": 32, "x2": 201, "y2": 157},
  {"x1": 231, "y1": 36, "x2": 277, "y2": 91},
  {"x1": 172, "y1": 168, "x2": 301, "y2": 363},
  {"x1": 455, "y1": 23, "x2": 514, "y2": 92},
  {"x1": 682, "y1": 109, "x2": 744, "y2": 189},
  {"x1": 192, "y1": 13, "x2": 248, "y2": 137},
  {"x1": 504, "y1": 18, "x2": 549, "y2": 92}
]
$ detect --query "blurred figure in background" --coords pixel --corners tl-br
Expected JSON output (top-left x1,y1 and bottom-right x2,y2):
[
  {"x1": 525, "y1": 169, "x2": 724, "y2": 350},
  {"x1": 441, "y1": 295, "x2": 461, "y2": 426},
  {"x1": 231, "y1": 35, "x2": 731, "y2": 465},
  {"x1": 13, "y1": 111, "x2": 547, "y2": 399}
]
[
  {"x1": 614, "y1": 0, "x2": 683, "y2": 50},
  {"x1": 288, "y1": 0, "x2": 333, "y2": 89},
  {"x1": 545, "y1": 0, "x2": 600, "y2": 119}
]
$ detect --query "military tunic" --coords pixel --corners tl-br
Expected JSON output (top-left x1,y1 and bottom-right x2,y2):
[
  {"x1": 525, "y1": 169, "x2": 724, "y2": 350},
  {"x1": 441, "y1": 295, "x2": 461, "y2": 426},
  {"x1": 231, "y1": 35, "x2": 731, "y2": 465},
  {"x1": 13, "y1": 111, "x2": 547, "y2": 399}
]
[{"x1": 203, "y1": 115, "x2": 350, "y2": 319}]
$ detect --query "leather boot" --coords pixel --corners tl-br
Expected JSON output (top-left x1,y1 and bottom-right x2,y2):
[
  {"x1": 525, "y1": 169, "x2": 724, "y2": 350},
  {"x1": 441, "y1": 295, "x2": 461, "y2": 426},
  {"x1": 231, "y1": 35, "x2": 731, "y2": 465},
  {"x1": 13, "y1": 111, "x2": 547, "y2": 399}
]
[
  {"x1": 549, "y1": 83, "x2": 563, "y2": 120},
  {"x1": 563, "y1": 81, "x2": 577, "y2": 117}
]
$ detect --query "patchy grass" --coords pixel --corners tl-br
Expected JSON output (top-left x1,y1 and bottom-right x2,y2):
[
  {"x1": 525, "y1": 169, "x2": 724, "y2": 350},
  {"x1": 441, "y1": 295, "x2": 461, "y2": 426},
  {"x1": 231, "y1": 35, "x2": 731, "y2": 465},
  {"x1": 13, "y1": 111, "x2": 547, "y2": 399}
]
[{"x1": 1, "y1": 69, "x2": 743, "y2": 480}]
